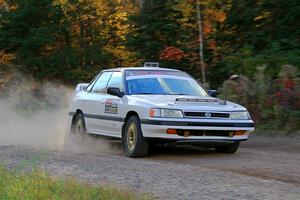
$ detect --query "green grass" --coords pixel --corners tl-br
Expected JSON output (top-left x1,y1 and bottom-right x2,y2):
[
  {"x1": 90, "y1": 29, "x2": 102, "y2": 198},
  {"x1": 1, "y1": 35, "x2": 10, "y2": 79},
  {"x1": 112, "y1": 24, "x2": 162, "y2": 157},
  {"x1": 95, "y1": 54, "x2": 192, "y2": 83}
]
[{"x1": 0, "y1": 166, "x2": 147, "y2": 200}]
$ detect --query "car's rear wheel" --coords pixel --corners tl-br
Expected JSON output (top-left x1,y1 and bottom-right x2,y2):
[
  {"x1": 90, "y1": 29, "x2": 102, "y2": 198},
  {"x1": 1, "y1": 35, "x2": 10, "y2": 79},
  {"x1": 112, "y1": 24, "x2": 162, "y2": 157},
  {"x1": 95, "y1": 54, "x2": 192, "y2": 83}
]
[
  {"x1": 215, "y1": 142, "x2": 240, "y2": 154},
  {"x1": 72, "y1": 113, "x2": 87, "y2": 136},
  {"x1": 123, "y1": 116, "x2": 149, "y2": 158},
  {"x1": 64, "y1": 112, "x2": 87, "y2": 151}
]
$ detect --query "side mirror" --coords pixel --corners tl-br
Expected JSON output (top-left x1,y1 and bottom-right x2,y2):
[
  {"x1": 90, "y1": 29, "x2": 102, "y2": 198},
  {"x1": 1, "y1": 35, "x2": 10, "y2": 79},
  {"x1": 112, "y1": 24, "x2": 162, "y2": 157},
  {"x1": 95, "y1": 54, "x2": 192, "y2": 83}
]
[
  {"x1": 107, "y1": 87, "x2": 124, "y2": 98},
  {"x1": 207, "y1": 90, "x2": 218, "y2": 97}
]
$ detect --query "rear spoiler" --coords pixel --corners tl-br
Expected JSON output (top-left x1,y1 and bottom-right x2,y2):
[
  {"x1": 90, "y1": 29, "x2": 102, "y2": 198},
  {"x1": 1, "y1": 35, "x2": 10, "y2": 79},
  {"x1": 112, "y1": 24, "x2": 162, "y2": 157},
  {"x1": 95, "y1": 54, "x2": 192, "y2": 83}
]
[{"x1": 75, "y1": 83, "x2": 89, "y2": 93}]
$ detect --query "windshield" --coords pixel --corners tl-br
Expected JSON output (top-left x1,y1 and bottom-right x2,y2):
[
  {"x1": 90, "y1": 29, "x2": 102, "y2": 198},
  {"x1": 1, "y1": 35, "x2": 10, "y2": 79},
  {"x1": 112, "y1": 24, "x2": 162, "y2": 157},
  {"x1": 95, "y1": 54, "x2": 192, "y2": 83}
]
[{"x1": 125, "y1": 70, "x2": 208, "y2": 96}]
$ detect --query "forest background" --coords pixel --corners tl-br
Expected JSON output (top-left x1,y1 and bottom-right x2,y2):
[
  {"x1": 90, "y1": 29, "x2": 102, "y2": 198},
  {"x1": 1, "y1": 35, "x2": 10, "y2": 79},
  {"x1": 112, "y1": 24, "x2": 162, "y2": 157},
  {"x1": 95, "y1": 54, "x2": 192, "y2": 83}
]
[{"x1": 0, "y1": 0, "x2": 299, "y2": 133}]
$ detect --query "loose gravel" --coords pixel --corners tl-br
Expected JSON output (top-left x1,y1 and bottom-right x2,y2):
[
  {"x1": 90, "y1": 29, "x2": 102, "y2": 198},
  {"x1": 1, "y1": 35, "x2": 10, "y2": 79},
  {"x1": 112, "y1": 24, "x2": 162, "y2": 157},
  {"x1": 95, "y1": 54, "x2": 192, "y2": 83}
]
[{"x1": 0, "y1": 135, "x2": 300, "y2": 200}]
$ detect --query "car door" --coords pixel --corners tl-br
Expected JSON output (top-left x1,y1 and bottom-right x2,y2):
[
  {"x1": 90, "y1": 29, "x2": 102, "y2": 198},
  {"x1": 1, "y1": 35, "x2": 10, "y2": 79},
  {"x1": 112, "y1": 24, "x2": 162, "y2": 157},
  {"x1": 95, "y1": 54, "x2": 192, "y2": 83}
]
[
  {"x1": 102, "y1": 71, "x2": 124, "y2": 137},
  {"x1": 82, "y1": 71, "x2": 112, "y2": 134}
]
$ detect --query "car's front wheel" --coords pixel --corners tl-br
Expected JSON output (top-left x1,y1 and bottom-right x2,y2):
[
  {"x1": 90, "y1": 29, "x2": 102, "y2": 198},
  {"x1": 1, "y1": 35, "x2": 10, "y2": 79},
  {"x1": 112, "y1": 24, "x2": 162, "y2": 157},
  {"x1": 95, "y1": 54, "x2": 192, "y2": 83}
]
[
  {"x1": 215, "y1": 142, "x2": 240, "y2": 154},
  {"x1": 123, "y1": 116, "x2": 149, "y2": 158}
]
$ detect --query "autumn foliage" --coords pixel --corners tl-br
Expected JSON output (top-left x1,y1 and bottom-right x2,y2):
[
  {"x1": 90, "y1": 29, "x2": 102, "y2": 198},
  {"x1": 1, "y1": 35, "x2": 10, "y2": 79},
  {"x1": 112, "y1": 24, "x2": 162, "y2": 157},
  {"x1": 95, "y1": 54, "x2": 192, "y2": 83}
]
[
  {"x1": 159, "y1": 46, "x2": 186, "y2": 62},
  {"x1": 220, "y1": 65, "x2": 300, "y2": 133},
  {"x1": 0, "y1": 0, "x2": 299, "y2": 133}
]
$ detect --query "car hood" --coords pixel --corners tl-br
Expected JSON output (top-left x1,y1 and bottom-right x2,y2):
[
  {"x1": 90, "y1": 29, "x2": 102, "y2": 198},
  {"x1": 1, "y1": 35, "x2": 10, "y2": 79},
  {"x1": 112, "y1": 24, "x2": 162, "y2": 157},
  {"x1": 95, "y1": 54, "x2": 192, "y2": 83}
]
[{"x1": 126, "y1": 95, "x2": 246, "y2": 112}]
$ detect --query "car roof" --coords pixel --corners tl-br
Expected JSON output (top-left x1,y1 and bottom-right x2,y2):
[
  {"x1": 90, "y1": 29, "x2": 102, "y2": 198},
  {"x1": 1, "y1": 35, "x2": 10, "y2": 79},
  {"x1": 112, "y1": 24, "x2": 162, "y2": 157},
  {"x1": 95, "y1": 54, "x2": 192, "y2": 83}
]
[{"x1": 101, "y1": 67, "x2": 181, "y2": 73}]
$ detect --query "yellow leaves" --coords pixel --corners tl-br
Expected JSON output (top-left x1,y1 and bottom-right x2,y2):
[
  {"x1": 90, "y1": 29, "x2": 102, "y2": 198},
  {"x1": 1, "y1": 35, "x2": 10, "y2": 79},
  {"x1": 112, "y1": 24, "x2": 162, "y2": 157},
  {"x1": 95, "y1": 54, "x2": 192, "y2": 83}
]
[
  {"x1": 98, "y1": 0, "x2": 139, "y2": 67},
  {"x1": 176, "y1": 1, "x2": 227, "y2": 36},
  {"x1": 177, "y1": 1, "x2": 194, "y2": 19},
  {"x1": 0, "y1": 0, "x2": 17, "y2": 11},
  {"x1": 176, "y1": 1, "x2": 196, "y2": 29},
  {"x1": 0, "y1": 0, "x2": 9, "y2": 11},
  {"x1": 254, "y1": 15, "x2": 263, "y2": 21},
  {"x1": 254, "y1": 11, "x2": 271, "y2": 21},
  {"x1": 0, "y1": 53, "x2": 14, "y2": 90},
  {"x1": 0, "y1": 51, "x2": 15, "y2": 65},
  {"x1": 80, "y1": 15, "x2": 89, "y2": 21},
  {"x1": 104, "y1": 45, "x2": 139, "y2": 67}
]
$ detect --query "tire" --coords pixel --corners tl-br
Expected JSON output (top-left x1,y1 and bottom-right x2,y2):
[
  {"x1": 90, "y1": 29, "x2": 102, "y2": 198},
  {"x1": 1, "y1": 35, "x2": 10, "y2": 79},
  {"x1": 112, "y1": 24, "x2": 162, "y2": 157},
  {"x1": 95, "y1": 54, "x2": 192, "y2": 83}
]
[
  {"x1": 71, "y1": 112, "x2": 87, "y2": 136},
  {"x1": 215, "y1": 142, "x2": 240, "y2": 154},
  {"x1": 63, "y1": 112, "x2": 87, "y2": 152},
  {"x1": 123, "y1": 116, "x2": 149, "y2": 158}
]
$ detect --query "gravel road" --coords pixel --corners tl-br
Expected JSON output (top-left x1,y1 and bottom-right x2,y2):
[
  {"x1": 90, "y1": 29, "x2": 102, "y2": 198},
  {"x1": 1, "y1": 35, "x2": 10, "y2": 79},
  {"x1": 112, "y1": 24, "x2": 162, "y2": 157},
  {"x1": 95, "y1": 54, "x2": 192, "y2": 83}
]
[{"x1": 0, "y1": 134, "x2": 300, "y2": 200}]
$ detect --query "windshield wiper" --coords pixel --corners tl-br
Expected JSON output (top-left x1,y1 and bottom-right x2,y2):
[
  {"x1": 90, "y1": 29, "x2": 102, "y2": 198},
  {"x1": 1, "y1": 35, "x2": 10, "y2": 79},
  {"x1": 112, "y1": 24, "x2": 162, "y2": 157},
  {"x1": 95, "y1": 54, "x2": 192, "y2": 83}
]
[
  {"x1": 165, "y1": 93, "x2": 190, "y2": 95},
  {"x1": 135, "y1": 93, "x2": 159, "y2": 95}
]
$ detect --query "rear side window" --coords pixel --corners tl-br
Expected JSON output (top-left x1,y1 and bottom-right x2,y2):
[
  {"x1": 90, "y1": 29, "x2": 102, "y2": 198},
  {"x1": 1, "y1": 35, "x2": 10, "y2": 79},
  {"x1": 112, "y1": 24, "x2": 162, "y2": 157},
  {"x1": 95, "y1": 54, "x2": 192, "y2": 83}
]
[
  {"x1": 91, "y1": 72, "x2": 112, "y2": 93},
  {"x1": 107, "y1": 72, "x2": 123, "y2": 91}
]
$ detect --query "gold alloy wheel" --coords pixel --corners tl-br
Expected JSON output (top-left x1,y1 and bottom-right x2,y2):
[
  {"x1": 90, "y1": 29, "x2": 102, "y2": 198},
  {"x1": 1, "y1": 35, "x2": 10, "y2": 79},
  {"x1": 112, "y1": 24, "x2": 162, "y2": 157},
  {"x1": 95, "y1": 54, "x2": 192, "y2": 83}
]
[
  {"x1": 75, "y1": 118, "x2": 84, "y2": 135},
  {"x1": 127, "y1": 122, "x2": 137, "y2": 151}
]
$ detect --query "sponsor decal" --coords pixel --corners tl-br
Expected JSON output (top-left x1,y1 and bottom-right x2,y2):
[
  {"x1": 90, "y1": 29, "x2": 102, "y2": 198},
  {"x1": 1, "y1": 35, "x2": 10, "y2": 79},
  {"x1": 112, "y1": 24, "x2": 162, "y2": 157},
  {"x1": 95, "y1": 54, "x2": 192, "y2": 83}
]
[{"x1": 105, "y1": 99, "x2": 120, "y2": 114}]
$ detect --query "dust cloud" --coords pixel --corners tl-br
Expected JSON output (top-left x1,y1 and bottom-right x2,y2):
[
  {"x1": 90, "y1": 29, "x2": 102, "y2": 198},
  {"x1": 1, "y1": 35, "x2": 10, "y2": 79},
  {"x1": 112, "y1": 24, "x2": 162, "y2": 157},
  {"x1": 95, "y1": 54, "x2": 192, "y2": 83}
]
[{"x1": 0, "y1": 74, "x2": 119, "y2": 155}]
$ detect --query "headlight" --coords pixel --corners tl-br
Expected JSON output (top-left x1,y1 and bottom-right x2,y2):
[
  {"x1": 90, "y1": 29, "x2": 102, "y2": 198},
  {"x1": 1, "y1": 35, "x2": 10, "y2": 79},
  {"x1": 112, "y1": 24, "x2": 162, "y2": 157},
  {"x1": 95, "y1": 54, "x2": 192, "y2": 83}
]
[
  {"x1": 149, "y1": 108, "x2": 183, "y2": 118},
  {"x1": 230, "y1": 111, "x2": 250, "y2": 120}
]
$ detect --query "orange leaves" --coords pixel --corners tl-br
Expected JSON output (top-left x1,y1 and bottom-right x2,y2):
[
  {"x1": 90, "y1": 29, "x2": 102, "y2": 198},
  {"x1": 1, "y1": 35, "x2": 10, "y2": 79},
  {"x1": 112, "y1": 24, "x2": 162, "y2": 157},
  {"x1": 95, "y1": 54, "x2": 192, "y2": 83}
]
[
  {"x1": 208, "y1": 39, "x2": 217, "y2": 50},
  {"x1": 204, "y1": 9, "x2": 226, "y2": 23},
  {"x1": 203, "y1": 9, "x2": 226, "y2": 35},
  {"x1": 214, "y1": 11, "x2": 226, "y2": 23},
  {"x1": 160, "y1": 46, "x2": 186, "y2": 62},
  {"x1": 204, "y1": 22, "x2": 213, "y2": 34}
]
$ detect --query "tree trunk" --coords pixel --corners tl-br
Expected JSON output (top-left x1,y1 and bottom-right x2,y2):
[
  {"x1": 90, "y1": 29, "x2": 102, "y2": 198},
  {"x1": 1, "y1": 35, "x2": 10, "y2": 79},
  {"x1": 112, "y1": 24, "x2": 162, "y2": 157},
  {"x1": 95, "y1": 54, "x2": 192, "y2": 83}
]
[{"x1": 196, "y1": 0, "x2": 206, "y2": 83}]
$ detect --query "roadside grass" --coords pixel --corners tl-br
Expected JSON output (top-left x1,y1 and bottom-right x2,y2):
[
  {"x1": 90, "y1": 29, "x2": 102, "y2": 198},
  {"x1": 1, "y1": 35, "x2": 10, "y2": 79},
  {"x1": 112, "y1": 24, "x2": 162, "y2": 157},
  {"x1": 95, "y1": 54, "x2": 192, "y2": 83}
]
[{"x1": 0, "y1": 166, "x2": 148, "y2": 200}]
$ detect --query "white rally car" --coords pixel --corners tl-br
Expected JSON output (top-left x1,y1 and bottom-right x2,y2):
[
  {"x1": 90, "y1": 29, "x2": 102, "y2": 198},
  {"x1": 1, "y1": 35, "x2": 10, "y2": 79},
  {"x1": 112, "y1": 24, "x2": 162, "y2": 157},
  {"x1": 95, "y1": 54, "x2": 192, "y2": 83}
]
[{"x1": 68, "y1": 63, "x2": 254, "y2": 157}]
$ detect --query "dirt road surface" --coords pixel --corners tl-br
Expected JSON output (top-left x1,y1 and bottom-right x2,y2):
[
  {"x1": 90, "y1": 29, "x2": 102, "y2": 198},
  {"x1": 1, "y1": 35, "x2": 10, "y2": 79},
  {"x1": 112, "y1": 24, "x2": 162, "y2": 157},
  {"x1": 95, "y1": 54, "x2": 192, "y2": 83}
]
[{"x1": 0, "y1": 134, "x2": 300, "y2": 200}]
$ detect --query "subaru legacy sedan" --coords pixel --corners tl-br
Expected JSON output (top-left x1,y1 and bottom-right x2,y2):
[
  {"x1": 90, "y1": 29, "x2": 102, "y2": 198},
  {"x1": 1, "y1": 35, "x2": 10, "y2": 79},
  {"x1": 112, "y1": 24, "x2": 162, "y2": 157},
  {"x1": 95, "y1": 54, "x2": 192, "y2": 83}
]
[{"x1": 68, "y1": 63, "x2": 254, "y2": 157}]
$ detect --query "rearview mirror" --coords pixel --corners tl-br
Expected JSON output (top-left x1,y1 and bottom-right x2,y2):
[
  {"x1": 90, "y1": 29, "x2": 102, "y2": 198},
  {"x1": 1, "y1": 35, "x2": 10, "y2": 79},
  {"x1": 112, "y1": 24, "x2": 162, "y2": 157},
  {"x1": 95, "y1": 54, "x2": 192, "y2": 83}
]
[
  {"x1": 207, "y1": 90, "x2": 218, "y2": 97},
  {"x1": 107, "y1": 87, "x2": 124, "y2": 98}
]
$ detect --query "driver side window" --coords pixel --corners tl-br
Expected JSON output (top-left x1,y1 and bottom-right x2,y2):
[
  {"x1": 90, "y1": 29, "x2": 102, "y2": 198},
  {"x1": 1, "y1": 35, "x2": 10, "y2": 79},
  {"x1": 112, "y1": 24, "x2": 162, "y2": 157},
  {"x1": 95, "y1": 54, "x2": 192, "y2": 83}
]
[{"x1": 91, "y1": 72, "x2": 112, "y2": 93}]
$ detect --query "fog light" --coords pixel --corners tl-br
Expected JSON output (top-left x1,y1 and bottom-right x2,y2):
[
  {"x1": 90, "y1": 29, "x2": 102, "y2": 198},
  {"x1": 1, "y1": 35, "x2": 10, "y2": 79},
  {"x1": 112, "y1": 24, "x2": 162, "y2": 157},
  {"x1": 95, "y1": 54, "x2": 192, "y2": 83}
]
[
  {"x1": 166, "y1": 129, "x2": 177, "y2": 134},
  {"x1": 234, "y1": 130, "x2": 247, "y2": 136}
]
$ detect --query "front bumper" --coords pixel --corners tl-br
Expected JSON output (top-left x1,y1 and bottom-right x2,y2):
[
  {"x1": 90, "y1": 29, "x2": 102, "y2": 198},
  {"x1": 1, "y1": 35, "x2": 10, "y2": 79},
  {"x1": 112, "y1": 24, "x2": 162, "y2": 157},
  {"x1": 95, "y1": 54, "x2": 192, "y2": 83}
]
[{"x1": 141, "y1": 118, "x2": 254, "y2": 141}]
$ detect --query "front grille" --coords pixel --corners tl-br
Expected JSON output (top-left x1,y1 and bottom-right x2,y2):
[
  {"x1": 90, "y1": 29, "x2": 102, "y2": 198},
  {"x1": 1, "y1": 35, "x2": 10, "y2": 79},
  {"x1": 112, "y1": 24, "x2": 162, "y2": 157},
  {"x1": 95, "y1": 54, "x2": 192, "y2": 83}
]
[
  {"x1": 211, "y1": 113, "x2": 230, "y2": 118},
  {"x1": 184, "y1": 112, "x2": 205, "y2": 117},
  {"x1": 184, "y1": 112, "x2": 230, "y2": 118},
  {"x1": 177, "y1": 130, "x2": 233, "y2": 137}
]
